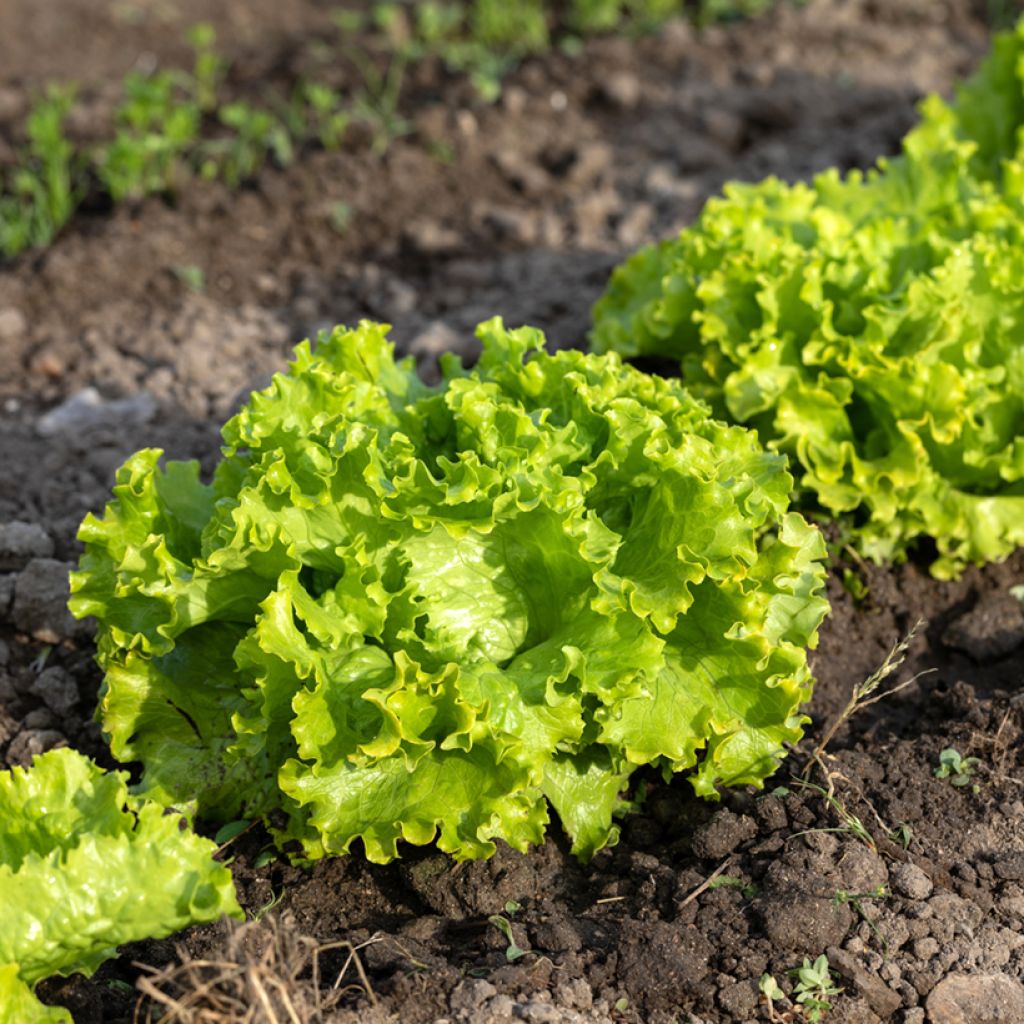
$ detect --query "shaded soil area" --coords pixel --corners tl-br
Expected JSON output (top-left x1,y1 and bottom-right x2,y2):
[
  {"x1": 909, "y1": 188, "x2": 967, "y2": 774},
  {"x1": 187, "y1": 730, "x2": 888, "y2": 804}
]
[{"x1": 1, "y1": 1, "x2": 1022, "y2": 1022}]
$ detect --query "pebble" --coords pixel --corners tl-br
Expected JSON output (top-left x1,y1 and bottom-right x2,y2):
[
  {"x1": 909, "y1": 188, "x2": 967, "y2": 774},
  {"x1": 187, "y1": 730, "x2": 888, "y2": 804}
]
[
  {"x1": 6, "y1": 728, "x2": 67, "y2": 765},
  {"x1": 925, "y1": 972, "x2": 1024, "y2": 1024},
  {"x1": 890, "y1": 862, "x2": 933, "y2": 900},
  {"x1": 409, "y1": 321, "x2": 462, "y2": 360},
  {"x1": 993, "y1": 852, "x2": 1024, "y2": 881},
  {"x1": 0, "y1": 307, "x2": 27, "y2": 340},
  {"x1": 827, "y1": 946, "x2": 903, "y2": 1019},
  {"x1": 29, "y1": 667, "x2": 78, "y2": 716},
  {"x1": 12, "y1": 558, "x2": 89, "y2": 644},
  {"x1": 36, "y1": 387, "x2": 157, "y2": 438},
  {"x1": 600, "y1": 70, "x2": 642, "y2": 110},
  {"x1": 450, "y1": 979, "x2": 497, "y2": 1012},
  {"x1": 0, "y1": 521, "x2": 54, "y2": 571},
  {"x1": 703, "y1": 108, "x2": 746, "y2": 151}
]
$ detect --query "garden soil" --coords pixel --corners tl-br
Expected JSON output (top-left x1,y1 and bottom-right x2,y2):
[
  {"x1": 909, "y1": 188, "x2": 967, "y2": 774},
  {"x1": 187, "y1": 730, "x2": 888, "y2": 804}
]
[{"x1": 1, "y1": 1, "x2": 1022, "y2": 1021}]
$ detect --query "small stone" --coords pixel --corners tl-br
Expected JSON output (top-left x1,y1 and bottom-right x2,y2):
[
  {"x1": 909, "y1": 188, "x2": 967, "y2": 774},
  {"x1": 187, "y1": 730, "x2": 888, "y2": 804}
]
[
  {"x1": 514, "y1": 1002, "x2": 559, "y2": 1023},
  {"x1": 1000, "y1": 896, "x2": 1024, "y2": 917},
  {"x1": 29, "y1": 667, "x2": 78, "y2": 717},
  {"x1": 408, "y1": 321, "x2": 462, "y2": 359},
  {"x1": 600, "y1": 71, "x2": 642, "y2": 109},
  {"x1": 6, "y1": 728, "x2": 67, "y2": 766},
  {"x1": 703, "y1": 109, "x2": 746, "y2": 152},
  {"x1": 903, "y1": 1010, "x2": 926, "y2": 1024},
  {"x1": 925, "y1": 972, "x2": 1024, "y2": 1024},
  {"x1": 912, "y1": 937, "x2": 939, "y2": 961},
  {"x1": 37, "y1": 387, "x2": 157, "y2": 438},
  {"x1": 31, "y1": 352, "x2": 65, "y2": 379},
  {"x1": 23, "y1": 708, "x2": 54, "y2": 729},
  {"x1": 450, "y1": 979, "x2": 497, "y2": 1012},
  {"x1": 0, "y1": 307, "x2": 27, "y2": 341},
  {"x1": 492, "y1": 149, "x2": 550, "y2": 198},
  {"x1": 0, "y1": 522, "x2": 54, "y2": 571},
  {"x1": 553, "y1": 979, "x2": 592, "y2": 1011},
  {"x1": 616, "y1": 203, "x2": 655, "y2": 249},
  {"x1": 890, "y1": 862, "x2": 933, "y2": 900},
  {"x1": 0, "y1": 706, "x2": 18, "y2": 746},
  {"x1": 13, "y1": 559, "x2": 89, "y2": 644},
  {"x1": 827, "y1": 946, "x2": 902, "y2": 1019},
  {"x1": 403, "y1": 218, "x2": 462, "y2": 256},
  {"x1": 993, "y1": 852, "x2": 1024, "y2": 881}
]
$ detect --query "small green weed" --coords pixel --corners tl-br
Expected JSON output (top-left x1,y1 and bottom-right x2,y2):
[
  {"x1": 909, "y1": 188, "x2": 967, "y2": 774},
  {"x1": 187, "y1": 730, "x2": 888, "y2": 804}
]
[
  {"x1": 173, "y1": 264, "x2": 206, "y2": 293},
  {"x1": 487, "y1": 912, "x2": 526, "y2": 961},
  {"x1": 707, "y1": 874, "x2": 758, "y2": 899},
  {"x1": 888, "y1": 822, "x2": 913, "y2": 850},
  {"x1": 832, "y1": 885, "x2": 890, "y2": 951},
  {"x1": 760, "y1": 955, "x2": 843, "y2": 1022},
  {"x1": 186, "y1": 22, "x2": 224, "y2": 112},
  {"x1": 934, "y1": 748, "x2": 981, "y2": 791},
  {"x1": 790, "y1": 955, "x2": 843, "y2": 1021},
  {"x1": 789, "y1": 779, "x2": 876, "y2": 852}
]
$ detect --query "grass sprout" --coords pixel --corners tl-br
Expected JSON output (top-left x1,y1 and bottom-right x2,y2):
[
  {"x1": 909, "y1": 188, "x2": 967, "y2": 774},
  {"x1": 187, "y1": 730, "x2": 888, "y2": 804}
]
[{"x1": 805, "y1": 619, "x2": 933, "y2": 789}]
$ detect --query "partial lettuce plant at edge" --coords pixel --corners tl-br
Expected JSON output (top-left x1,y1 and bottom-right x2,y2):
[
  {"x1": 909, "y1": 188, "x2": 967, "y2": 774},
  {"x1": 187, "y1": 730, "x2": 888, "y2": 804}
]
[
  {"x1": 70, "y1": 319, "x2": 829, "y2": 864},
  {"x1": 0, "y1": 747, "x2": 241, "y2": 1024},
  {"x1": 590, "y1": 20, "x2": 1024, "y2": 578}
]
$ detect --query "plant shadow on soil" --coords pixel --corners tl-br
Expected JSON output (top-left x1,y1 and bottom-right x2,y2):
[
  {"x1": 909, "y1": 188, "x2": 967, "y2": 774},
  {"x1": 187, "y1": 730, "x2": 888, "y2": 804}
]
[{"x1": 1, "y1": 0, "x2": 1022, "y2": 1021}]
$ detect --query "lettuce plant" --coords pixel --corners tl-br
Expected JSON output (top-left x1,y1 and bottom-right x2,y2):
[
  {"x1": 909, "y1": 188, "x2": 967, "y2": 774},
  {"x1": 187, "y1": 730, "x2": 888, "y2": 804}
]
[
  {"x1": 591, "y1": 22, "x2": 1024, "y2": 578},
  {"x1": 70, "y1": 320, "x2": 828, "y2": 863},
  {"x1": 0, "y1": 748, "x2": 240, "y2": 1023}
]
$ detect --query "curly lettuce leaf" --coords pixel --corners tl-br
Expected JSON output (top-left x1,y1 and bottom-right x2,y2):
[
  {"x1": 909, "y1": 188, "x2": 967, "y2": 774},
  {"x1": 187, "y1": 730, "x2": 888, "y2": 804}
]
[
  {"x1": 72, "y1": 318, "x2": 828, "y2": 862},
  {"x1": 0, "y1": 748, "x2": 241, "y2": 1014},
  {"x1": 0, "y1": 964, "x2": 71, "y2": 1024},
  {"x1": 591, "y1": 21, "x2": 1024, "y2": 577}
]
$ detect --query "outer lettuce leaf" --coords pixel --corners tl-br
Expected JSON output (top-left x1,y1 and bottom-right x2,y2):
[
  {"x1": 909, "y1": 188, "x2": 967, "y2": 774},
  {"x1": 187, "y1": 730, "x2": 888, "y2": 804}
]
[
  {"x1": 0, "y1": 749, "x2": 241, "y2": 1019},
  {"x1": 591, "y1": 21, "x2": 1024, "y2": 577},
  {"x1": 72, "y1": 318, "x2": 828, "y2": 863},
  {"x1": 0, "y1": 964, "x2": 71, "y2": 1024}
]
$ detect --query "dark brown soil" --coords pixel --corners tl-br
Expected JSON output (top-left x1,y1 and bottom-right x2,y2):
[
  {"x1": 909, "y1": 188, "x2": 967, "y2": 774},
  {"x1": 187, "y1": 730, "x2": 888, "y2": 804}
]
[{"x1": 2, "y1": 2, "x2": 1022, "y2": 1022}]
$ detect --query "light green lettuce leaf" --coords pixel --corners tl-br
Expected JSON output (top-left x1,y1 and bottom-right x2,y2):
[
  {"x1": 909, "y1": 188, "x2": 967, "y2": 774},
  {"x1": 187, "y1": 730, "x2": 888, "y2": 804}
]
[
  {"x1": 73, "y1": 318, "x2": 828, "y2": 862},
  {"x1": 0, "y1": 749, "x2": 241, "y2": 1020},
  {"x1": 591, "y1": 21, "x2": 1024, "y2": 576},
  {"x1": 0, "y1": 963, "x2": 71, "y2": 1024}
]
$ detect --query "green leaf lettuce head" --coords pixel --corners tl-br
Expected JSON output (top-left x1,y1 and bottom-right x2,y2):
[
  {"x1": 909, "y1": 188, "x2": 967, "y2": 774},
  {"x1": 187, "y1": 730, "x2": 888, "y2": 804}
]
[
  {"x1": 0, "y1": 747, "x2": 241, "y2": 1024},
  {"x1": 590, "y1": 20, "x2": 1024, "y2": 578},
  {"x1": 70, "y1": 318, "x2": 828, "y2": 863}
]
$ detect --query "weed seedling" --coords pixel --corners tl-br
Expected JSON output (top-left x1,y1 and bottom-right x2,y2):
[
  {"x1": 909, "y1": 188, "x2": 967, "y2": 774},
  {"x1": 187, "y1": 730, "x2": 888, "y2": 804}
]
[
  {"x1": 759, "y1": 972, "x2": 785, "y2": 1021},
  {"x1": 707, "y1": 874, "x2": 759, "y2": 899},
  {"x1": 789, "y1": 779, "x2": 877, "y2": 852},
  {"x1": 806, "y1": 620, "x2": 931, "y2": 784},
  {"x1": 487, "y1": 913, "x2": 526, "y2": 961},
  {"x1": 888, "y1": 822, "x2": 913, "y2": 850},
  {"x1": 934, "y1": 748, "x2": 981, "y2": 791},
  {"x1": 186, "y1": 22, "x2": 224, "y2": 112},
  {"x1": 173, "y1": 264, "x2": 205, "y2": 293},
  {"x1": 789, "y1": 954, "x2": 842, "y2": 1021},
  {"x1": 328, "y1": 200, "x2": 354, "y2": 235},
  {"x1": 832, "y1": 886, "x2": 890, "y2": 951}
]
